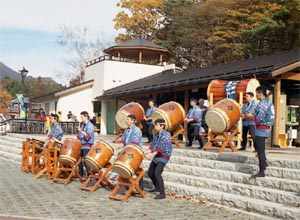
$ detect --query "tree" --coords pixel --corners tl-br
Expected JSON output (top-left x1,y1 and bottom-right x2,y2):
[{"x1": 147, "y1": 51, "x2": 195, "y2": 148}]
[
  {"x1": 57, "y1": 25, "x2": 113, "y2": 81},
  {"x1": 114, "y1": 0, "x2": 164, "y2": 42},
  {"x1": 0, "y1": 90, "x2": 12, "y2": 113}
]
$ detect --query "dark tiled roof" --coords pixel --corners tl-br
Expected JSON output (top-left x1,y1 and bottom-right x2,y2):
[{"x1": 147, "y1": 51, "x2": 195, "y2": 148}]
[
  {"x1": 105, "y1": 38, "x2": 167, "y2": 50},
  {"x1": 100, "y1": 49, "x2": 300, "y2": 98}
]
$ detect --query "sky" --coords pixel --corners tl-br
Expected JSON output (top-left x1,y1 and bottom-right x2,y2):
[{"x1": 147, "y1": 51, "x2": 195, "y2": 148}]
[{"x1": 0, "y1": 0, "x2": 120, "y2": 85}]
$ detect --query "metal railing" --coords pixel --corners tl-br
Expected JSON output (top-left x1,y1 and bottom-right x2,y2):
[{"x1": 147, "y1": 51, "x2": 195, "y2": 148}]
[{"x1": 0, "y1": 119, "x2": 80, "y2": 135}]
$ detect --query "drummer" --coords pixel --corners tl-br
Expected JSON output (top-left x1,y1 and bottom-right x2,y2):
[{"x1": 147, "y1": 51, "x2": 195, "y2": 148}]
[
  {"x1": 144, "y1": 118, "x2": 172, "y2": 199},
  {"x1": 116, "y1": 114, "x2": 144, "y2": 189},
  {"x1": 144, "y1": 99, "x2": 157, "y2": 143},
  {"x1": 43, "y1": 113, "x2": 64, "y2": 143},
  {"x1": 77, "y1": 111, "x2": 95, "y2": 179}
]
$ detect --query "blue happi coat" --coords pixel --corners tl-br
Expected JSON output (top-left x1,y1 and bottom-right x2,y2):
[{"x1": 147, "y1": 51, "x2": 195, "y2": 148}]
[
  {"x1": 241, "y1": 99, "x2": 257, "y2": 126},
  {"x1": 187, "y1": 106, "x2": 202, "y2": 127},
  {"x1": 149, "y1": 129, "x2": 172, "y2": 164},
  {"x1": 254, "y1": 98, "x2": 274, "y2": 137},
  {"x1": 77, "y1": 121, "x2": 94, "y2": 149},
  {"x1": 48, "y1": 123, "x2": 63, "y2": 141},
  {"x1": 145, "y1": 106, "x2": 157, "y2": 124},
  {"x1": 121, "y1": 125, "x2": 142, "y2": 147}
]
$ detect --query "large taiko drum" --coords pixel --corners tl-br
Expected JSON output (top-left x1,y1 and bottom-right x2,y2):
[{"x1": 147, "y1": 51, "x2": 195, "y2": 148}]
[
  {"x1": 112, "y1": 145, "x2": 144, "y2": 178},
  {"x1": 115, "y1": 102, "x2": 145, "y2": 129},
  {"x1": 151, "y1": 101, "x2": 186, "y2": 131},
  {"x1": 207, "y1": 79, "x2": 260, "y2": 104},
  {"x1": 85, "y1": 140, "x2": 114, "y2": 171},
  {"x1": 59, "y1": 138, "x2": 81, "y2": 164},
  {"x1": 205, "y1": 99, "x2": 241, "y2": 132}
]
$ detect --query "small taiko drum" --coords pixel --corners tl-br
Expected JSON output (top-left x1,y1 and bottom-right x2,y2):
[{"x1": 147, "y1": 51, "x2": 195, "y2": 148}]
[
  {"x1": 205, "y1": 99, "x2": 241, "y2": 132},
  {"x1": 41, "y1": 138, "x2": 63, "y2": 159},
  {"x1": 207, "y1": 79, "x2": 260, "y2": 104},
  {"x1": 151, "y1": 101, "x2": 186, "y2": 131},
  {"x1": 27, "y1": 138, "x2": 45, "y2": 153},
  {"x1": 59, "y1": 138, "x2": 81, "y2": 164},
  {"x1": 115, "y1": 102, "x2": 145, "y2": 129},
  {"x1": 85, "y1": 140, "x2": 114, "y2": 171},
  {"x1": 112, "y1": 145, "x2": 144, "y2": 178}
]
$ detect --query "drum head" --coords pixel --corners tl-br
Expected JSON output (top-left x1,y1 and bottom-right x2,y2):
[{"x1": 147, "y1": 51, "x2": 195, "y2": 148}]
[
  {"x1": 59, "y1": 155, "x2": 76, "y2": 164},
  {"x1": 112, "y1": 162, "x2": 133, "y2": 178},
  {"x1": 85, "y1": 157, "x2": 100, "y2": 171},
  {"x1": 152, "y1": 109, "x2": 170, "y2": 131},
  {"x1": 206, "y1": 109, "x2": 228, "y2": 132},
  {"x1": 115, "y1": 110, "x2": 128, "y2": 129}
]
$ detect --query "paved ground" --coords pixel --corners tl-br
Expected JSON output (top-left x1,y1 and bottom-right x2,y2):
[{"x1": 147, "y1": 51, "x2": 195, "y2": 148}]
[{"x1": 0, "y1": 159, "x2": 263, "y2": 220}]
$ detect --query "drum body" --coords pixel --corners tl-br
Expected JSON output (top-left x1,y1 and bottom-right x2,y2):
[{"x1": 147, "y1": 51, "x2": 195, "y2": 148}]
[
  {"x1": 115, "y1": 102, "x2": 145, "y2": 129},
  {"x1": 207, "y1": 79, "x2": 260, "y2": 104},
  {"x1": 85, "y1": 140, "x2": 114, "y2": 171},
  {"x1": 41, "y1": 138, "x2": 63, "y2": 159},
  {"x1": 27, "y1": 138, "x2": 45, "y2": 153},
  {"x1": 151, "y1": 101, "x2": 186, "y2": 131},
  {"x1": 59, "y1": 138, "x2": 81, "y2": 164},
  {"x1": 205, "y1": 99, "x2": 241, "y2": 132},
  {"x1": 112, "y1": 145, "x2": 144, "y2": 178}
]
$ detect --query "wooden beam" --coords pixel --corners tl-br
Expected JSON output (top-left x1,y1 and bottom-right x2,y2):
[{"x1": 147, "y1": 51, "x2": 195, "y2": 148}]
[
  {"x1": 273, "y1": 77, "x2": 281, "y2": 146},
  {"x1": 272, "y1": 61, "x2": 300, "y2": 77},
  {"x1": 139, "y1": 51, "x2": 142, "y2": 63},
  {"x1": 183, "y1": 89, "x2": 189, "y2": 142},
  {"x1": 280, "y1": 72, "x2": 300, "y2": 81},
  {"x1": 114, "y1": 98, "x2": 118, "y2": 134}
]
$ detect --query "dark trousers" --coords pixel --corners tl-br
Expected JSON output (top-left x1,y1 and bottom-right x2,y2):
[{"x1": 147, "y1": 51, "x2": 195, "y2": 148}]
[
  {"x1": 148, "y1": 161, "x2": 166, "y2": 195},
  {"x1": 188, "y1": 125, "x2": 204, "y2": 147},
  {"x1": 254, "y1": 136, "x2": 267, "y2": 171},
  {"x1": 242, "y1": 124, "x2": 255, "y2": 149},
  {"x1": 146, "y1": 123, "x2": 154, "y2": 142},
  {"x1": 201, "y1": 122, "x2": 209, "y2": 134},
  {"x1": 79, "y1": 149, "x2": 90, "y2": 178}
]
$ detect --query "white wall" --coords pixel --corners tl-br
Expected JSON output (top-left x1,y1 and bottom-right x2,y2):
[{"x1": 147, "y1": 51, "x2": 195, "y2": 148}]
[
  {"x1": 85, "y1": 60, "x2": 172, "y2": 99},
  {"x1": 56, "y1": 87, "x2": 93, "y2": 121}
]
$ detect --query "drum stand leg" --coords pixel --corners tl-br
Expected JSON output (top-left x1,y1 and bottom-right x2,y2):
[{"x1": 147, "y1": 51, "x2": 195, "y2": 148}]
[
  {"x1": 34, "y1": 147, "x2": 59, "y2": 180},
  {"x1": 203, "y1": 127, "x2": 238, "y2": 153},
  {"x1": 52, "y1": 157, "x2": 83, "y2": 186},
  {"x1": 108, "y1": 168, "x2": 146, "y2": 202},
  {"x1": 113, "y1": 128, "x2": 125, "y2": 143},
  {"x1": 80, "y1": 163, "x2": 114, "y2": 192},
  {"x1": 21, "y1": 141, "x2": 30, "y2": 173},
  {"x1": 172, "y1": 126, "x2": 184, "y2": 148}
]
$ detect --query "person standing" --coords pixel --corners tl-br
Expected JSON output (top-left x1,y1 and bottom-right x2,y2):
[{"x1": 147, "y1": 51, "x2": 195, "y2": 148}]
[
  {"x1": 145, "y1": 119, "x2": 172, "y2": 200},
  {"x1": 77, "y1": 111, "x2": 94, "y2": 179},
  {"x1": 246, "y1": 86, "x2": 274, "y2": 178},
  {"x1": 144, "y1": 100, "x2": 157, "y2": 143},
  {"x1": 198, "y1": 98, "x2": 208, "y2": 135},
  {"x1": 184, "y1": 97, "x2": 204, "y2": 149},
  {"x1": 239, "y1": 92, "x2": 257, "y2": 151},
  {"x1": 116, "y1": 114, "x2": 143, "y2": 189}
]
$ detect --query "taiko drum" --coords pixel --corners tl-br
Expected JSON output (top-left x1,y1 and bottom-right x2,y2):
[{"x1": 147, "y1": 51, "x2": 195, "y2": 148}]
[
  {"x1": 112, "y1": 144, "x2": 144, "y2": 178},
  {"x1": 59, "y1": 138, "x2": 81, "y2": 164},
  {"x1": 207, "y1": 78, "x2": 260, "y2": 104},
  {"x1": 151, "y1": 101, "x2": 186, "y2": 131},
  {"x1": 205, "y1": 99, "x2": 241, "y2": 132},
  {"x1": 41, "y1": 138, "x2": 63, "y2": 159},
  {"x1": 27, "y1": 138, "x2": 45, "y2": 153},
  {"x1": 115, "y1": 102, "x2": 145, "y2": 129},
  {"x1": 85, "y1": 140, "x2": 114, "y2": 171}
]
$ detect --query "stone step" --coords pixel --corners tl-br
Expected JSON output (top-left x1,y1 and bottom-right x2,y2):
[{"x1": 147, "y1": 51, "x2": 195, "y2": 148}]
[
  {"x1": 0, "y1": 150, "x2": 22, "y2": 163},
  {"x1": 0, "y1": 139, "x2": 23, "y2": 149},
  {"x1": 162, "y1": 162, "x2": 300, "y2": 193},
  {"x1": 170, "y1": 156, "x2": 300, "y2": 180},
  {"x1": 162, "y1": 171, "x2": 300, "y2": 208},
  {"x1": 164, "y1": 181, "x2": 300, "y2": 220},
  {"x1": 0, "y1": 144, "x2": 22, "y2": 155},
  {"x1": 172, "y1": 149, "x2": 300, "y2": 170}
]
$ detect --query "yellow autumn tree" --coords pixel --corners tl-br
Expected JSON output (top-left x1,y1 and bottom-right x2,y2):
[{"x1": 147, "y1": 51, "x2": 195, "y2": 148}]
[
  {"x1": 114, "y1": 0, "x2": 163, "y2": 42},
  {"x1": 0, "y1": 91, "x2": 12, "y2": 113}
]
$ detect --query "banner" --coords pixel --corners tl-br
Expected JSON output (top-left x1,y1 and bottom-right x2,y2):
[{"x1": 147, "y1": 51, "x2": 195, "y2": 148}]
[{"x1": 16, "y1": 94, "x2": 26, "y2": 119}]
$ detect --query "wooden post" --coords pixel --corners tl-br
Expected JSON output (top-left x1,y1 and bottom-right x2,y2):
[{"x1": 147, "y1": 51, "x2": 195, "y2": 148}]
[
  {"x1": 159, "y1": 54, "x2": 163, "y2": 64},
  {"x1": 183, "y1": 89, "x2": 189, "y2": 142},
  {"x1": 139, "y1": 51, "x2": 142, "y2": 63},
  {"x1": 236, "y1": 92, "x2": 243, "y2": 148},
  {"x1": 114, "y1": 98, "x2": 118, "y2": 134},
  {"x1": 117, "y1": 51, "x2": 121, "y2": 61},
  {"x1": 273, "y1": 77, "x2": 281, "y2": 146}
]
